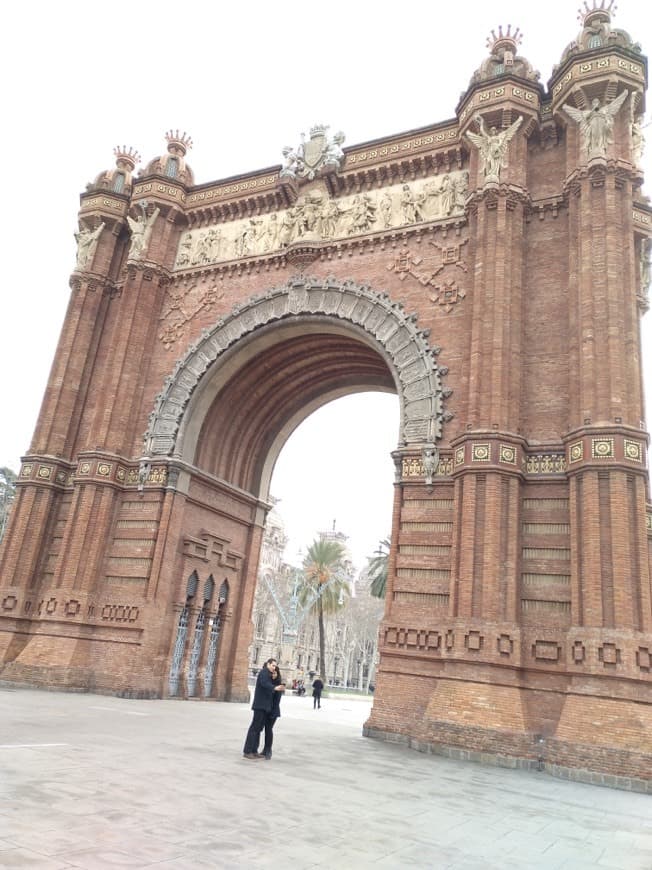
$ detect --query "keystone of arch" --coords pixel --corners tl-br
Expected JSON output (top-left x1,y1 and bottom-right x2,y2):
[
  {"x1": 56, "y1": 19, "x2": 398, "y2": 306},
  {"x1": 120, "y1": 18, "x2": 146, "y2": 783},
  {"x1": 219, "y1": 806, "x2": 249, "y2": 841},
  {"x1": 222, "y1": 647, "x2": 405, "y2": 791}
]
[{"x1": 143, "y1": 275, "x2": 447, "y2": 457}]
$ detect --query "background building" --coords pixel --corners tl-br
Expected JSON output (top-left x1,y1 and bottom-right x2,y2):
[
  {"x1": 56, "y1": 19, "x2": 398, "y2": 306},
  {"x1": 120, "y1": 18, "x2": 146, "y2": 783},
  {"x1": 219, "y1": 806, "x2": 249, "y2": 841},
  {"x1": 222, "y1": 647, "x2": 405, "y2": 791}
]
[{"x1": 249, "y1": 506, "x2": 382, "y2": 690}]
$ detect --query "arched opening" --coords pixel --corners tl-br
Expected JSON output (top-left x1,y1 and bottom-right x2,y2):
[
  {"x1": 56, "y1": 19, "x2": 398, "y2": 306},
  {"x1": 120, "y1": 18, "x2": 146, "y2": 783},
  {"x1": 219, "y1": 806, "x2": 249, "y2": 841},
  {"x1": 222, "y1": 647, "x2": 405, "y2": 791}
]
[
  {"x1": 152, "y1": 277, "x2": 446, "y2": 701},
  {"x1": 246, "y1": 392, "x2": 398, "y2": 694}
]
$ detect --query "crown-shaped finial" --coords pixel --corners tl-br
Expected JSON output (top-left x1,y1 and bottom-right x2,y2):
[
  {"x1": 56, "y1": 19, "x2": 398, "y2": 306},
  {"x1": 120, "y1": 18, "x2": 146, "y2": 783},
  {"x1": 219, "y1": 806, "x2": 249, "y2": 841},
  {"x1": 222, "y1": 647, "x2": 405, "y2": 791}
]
[
  {"x1": 577, "y1": 0, "x2": 616, "y2": 26},
  {"x1": 165, "y1": 130, "x2": 193, "y2": 155},
  {"x1": 309, "y1": 123, "x2": 329, "y2": 138},
  {"x1": 486, "y1": 24, "x2": 523, "y2": 55},
  {"x1": 113, "y1": 146, "x2": 141, "y2": 171}
]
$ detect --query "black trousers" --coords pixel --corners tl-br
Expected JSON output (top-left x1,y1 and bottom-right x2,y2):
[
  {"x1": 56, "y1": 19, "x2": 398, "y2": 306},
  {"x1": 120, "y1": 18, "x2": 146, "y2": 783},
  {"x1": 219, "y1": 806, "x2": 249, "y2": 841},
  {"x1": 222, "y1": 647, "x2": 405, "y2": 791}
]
[
  {"x1": 263, "y1": 715, "x2": 278, "y2": 754},
  {"x1": 313, "y1": 693, "x2": 321, "y2": 708},
  {"x1": 243, "y1": 709, "x2": 267, "y2": 754}
]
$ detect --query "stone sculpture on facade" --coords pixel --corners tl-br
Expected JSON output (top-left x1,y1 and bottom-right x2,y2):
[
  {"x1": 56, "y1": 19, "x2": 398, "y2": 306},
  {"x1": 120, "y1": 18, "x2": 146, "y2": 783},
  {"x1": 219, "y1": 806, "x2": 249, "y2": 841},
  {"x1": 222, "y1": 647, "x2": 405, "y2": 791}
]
[
  {"x1": 172, "y1": 173, "x2": 470, "y2": 270},
  {"x1": 280, "y1": 125, "x2": 346, "y2": 180},
  {"x1": 640, "y1": 237, "x2": 651, "y2": 310},
  {"x1": 422, "y1": 443, "x2": 439, "y2": 486},
  {"x1": 562, "y1": 90, "x2": 629, "y2": 159},
  {"x1": 74, "y1": 221, "x2": 105, "y2": 270},
  {"x1": 127, "y1": 203, "x2": 161, "y2": 260},
  {"x1": 347, "y1": 194, "x2": 377, "y2": 235},
  {"x1": 400, "y1": 184, "x2": 424, "y2": 224},
  {"x1": 630, "y1": 93, "x2": 646, "y2": 167},
  {"x1": 465, "y1": 113, "x2": 523, "y2": 182}
]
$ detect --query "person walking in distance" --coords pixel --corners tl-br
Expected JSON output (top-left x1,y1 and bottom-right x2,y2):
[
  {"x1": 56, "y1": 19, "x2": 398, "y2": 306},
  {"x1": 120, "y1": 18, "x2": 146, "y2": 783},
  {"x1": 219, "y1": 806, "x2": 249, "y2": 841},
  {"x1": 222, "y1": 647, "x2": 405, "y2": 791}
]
[
  {"x1": 312, "y1": 675, "x2": 324, "y2": 710},
  {"x1": 243, "y1": 659, "x2": 285, "y2": 759},
  {"x1": 262, "y1": 663, "x2": 284, "y2": 759}
]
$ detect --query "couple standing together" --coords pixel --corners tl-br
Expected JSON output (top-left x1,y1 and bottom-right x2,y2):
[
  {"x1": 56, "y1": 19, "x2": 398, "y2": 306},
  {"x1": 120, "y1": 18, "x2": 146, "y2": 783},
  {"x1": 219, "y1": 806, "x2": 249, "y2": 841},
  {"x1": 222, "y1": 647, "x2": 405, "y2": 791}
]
[
  {"x1": 242, "y1": 660, "x2": 326, "y2": 759},
  {"x1": 243, "y1": 658, "x2": 285, "y2": 760}
]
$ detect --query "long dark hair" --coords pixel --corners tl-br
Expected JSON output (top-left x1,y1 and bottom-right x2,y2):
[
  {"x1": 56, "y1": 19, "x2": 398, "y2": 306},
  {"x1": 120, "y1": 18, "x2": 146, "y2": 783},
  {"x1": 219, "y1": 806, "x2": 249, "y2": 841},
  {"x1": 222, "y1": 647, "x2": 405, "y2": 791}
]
[{"x1": 272, "y1": 665, "x2": 283, "y2": 685}]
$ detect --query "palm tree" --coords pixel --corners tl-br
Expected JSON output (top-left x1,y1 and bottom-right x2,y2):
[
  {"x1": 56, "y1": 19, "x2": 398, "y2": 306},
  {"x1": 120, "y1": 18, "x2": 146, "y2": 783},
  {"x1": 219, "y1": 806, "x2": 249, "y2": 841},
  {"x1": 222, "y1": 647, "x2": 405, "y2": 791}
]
[
  {"x1": 367, "y1": 537, "x2": 390, "y2": 599},
  {"x1": 298, "y1": 537, "x2": 349, "y2": 684}
]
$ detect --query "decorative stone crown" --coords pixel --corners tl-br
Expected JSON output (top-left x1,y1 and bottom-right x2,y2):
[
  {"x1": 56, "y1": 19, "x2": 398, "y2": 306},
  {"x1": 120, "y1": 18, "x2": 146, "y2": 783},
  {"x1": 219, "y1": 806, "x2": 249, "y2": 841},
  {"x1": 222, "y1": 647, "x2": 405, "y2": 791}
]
[
  {"x1": 486, "y1": 24, "x2": 523, "y2": 57},
  {"x1": 165, "y1": 129, "x2": 193, "y2": 155},
  {"x1": 309, "y1": 123, "x2": 329, "y2": 138},
  {"x1": 467, "y1": 24, "x2": 539, "y2": 87},
  {"x1": 113, "y1": 146, "x2": 141, "y2": 171},
  {"x1": 577, "y1": 0, "x2": 616, "y2": 28}
]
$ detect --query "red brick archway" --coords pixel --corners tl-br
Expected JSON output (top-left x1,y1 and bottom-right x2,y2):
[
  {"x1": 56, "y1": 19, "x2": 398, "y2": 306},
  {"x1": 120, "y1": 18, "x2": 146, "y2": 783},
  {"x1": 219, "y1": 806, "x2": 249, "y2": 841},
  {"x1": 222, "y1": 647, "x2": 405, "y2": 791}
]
[
  {"x1": 144, "y1": 277, "x2": 446, "y2": 703},
  {"x1": 1, "y1": 6, "x2": 650, "y2": 787}
]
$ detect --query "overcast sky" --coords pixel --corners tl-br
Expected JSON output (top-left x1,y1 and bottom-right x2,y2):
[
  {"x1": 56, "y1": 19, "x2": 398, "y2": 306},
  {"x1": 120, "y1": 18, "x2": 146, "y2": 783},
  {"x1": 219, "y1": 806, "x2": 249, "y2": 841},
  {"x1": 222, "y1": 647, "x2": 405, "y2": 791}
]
[{"x1": 1, "y1": 1, "x2": 650, "y2": 570}]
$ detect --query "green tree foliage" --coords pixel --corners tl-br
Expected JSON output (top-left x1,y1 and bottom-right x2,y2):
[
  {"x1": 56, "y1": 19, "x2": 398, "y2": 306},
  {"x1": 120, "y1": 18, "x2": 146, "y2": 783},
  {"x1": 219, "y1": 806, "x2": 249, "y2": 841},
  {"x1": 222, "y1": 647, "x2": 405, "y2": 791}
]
[
  {"x1": 298, "y1": 537, "x2": 349, "y2": 683},
  {"x1": 367, "y1": 537, "x2": 390, "y2": 599},
  {"x1": 0, "y1": 467, "x2": 17, "y2": 543}
]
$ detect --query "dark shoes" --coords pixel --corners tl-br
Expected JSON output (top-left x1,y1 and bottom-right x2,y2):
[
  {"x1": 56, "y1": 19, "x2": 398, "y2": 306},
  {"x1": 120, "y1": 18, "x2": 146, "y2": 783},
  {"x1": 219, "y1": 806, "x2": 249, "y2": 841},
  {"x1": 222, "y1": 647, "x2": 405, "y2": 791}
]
[{"x1": 243, "y1": 753, "x2": 261, "y2": 760}]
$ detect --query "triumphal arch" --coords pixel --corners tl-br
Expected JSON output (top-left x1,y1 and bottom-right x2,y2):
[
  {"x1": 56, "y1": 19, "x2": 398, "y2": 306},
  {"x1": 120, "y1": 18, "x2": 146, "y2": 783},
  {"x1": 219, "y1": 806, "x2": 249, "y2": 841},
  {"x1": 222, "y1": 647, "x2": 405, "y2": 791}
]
[{"x1": 1, "y1": 5, "x2": 651, "y2": 785}]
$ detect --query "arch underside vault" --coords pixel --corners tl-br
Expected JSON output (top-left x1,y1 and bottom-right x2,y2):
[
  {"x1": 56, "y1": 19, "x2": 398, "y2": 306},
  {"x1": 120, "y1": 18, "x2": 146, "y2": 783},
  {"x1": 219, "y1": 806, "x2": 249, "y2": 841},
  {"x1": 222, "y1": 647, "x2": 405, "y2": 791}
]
[
  {"x1": 144, "y1": 277, "x2": 448, "y2": 487},
  {"x1": 195, "y1": 329, "x2": 395, "y2": 493}
]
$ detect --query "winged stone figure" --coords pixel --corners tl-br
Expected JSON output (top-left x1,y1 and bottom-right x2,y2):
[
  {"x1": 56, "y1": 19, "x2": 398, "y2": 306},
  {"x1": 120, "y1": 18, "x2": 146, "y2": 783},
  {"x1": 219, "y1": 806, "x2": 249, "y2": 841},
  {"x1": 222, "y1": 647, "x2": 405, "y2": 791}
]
[
  {"x1": 74, "y1": 221, "x2": 105, "y2": 270},
  {"x1": 562, "y1": 91, "x2": 629, "y2": 159},
  {"x1": 465, "y1": 114, "x2": 523, "y2": 182},
  {"x1": 127, "y1": 204, "x2": 161, "y2": 259}
]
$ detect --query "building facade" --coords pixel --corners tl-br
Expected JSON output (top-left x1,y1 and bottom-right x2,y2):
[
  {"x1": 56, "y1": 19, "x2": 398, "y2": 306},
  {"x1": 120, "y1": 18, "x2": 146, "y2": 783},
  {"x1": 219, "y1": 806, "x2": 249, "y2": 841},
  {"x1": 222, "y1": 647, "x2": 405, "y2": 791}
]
[{"x1": 0, "y1": 6, "x2": 650, "y2": 784}]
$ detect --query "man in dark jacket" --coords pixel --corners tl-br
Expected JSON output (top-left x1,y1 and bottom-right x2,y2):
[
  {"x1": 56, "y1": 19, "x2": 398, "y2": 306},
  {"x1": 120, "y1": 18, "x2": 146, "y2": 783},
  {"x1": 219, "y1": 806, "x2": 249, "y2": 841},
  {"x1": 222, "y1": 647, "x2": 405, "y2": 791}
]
[
  {"x1": 243, "y1": 659, "x2": 284, "y2": 759},
  {"x1": 312, "y1": 675, "x2": 324, "y2": 709}
]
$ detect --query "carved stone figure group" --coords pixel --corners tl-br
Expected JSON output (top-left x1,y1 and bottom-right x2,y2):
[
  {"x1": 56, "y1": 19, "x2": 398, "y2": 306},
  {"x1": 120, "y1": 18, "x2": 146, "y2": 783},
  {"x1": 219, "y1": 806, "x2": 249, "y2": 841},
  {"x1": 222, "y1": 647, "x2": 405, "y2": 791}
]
[{"x1": 173, "y1": 172, "x2": 469, "y2": 270}]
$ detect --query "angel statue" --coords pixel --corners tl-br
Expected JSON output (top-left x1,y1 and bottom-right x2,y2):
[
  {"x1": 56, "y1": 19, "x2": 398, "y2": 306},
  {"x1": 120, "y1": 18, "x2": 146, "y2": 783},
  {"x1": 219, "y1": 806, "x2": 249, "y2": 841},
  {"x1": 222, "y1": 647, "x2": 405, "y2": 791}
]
[
  {"x1": 74, "y1": 221, "x2": 105, "y2": 270},
  {"x1": 630, "y1": 92, "x2": 647, "y2": 168},
  {"x1": 562, "y1": 91, "x2": 629, "y2": 159},
  {"x1": 127, "y1": 203, "x2": 161, "y2": 259},
  {"x1": 465, "y1": 114, "x2": 523, "y2": 182}
]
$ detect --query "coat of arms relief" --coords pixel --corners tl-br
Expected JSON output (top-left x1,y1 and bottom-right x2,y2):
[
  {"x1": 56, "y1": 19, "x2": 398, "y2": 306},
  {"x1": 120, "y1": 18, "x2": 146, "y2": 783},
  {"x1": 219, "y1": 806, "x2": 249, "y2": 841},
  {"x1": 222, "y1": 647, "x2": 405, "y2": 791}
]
[{"x1": 280, "y1": 124, "x2": 346, "y2": 180}]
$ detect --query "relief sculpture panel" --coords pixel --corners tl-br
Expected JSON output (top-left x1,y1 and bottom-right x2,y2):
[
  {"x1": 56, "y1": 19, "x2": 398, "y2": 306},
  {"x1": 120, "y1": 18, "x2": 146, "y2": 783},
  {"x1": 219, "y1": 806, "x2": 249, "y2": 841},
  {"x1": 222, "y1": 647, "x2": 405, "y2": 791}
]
[{"x1": 174, "y1": 170, "x2": 469, "y2": 271}]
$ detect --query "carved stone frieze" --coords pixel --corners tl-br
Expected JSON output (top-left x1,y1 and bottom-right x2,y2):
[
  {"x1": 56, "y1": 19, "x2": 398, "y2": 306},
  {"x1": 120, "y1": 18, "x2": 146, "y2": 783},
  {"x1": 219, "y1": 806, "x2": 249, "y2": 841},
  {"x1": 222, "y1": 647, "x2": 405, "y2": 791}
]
[{"x1": 173, "y1": 171, "x2": 470, "y2": 272}]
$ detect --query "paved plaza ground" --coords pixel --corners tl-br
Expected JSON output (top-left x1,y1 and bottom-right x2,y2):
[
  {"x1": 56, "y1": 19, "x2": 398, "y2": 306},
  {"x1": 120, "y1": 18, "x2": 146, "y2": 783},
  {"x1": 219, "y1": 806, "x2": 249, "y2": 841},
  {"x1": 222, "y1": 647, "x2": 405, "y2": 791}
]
[{"x1": 0, "y1": 686, "x2": 650, "y2": 869}]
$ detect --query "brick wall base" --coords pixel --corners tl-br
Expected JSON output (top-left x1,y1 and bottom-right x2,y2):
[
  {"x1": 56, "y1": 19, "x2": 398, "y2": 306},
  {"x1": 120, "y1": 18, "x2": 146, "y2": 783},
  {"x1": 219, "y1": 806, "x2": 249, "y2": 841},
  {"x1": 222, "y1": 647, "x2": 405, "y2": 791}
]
[
  {"x1": 363, "y1": 724, "x2": 652, "y2": 794},
  {"x1": 0, "y1": 656, "x2": 252, "y2": 703}
]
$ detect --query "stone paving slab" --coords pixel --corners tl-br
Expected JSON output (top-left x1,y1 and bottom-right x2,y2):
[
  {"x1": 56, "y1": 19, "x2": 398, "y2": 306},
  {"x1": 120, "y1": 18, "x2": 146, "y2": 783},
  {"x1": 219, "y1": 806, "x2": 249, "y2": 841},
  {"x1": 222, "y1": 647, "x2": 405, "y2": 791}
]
[{"x1": 0, "y1": 687, "x2": 650, "y2": 869}]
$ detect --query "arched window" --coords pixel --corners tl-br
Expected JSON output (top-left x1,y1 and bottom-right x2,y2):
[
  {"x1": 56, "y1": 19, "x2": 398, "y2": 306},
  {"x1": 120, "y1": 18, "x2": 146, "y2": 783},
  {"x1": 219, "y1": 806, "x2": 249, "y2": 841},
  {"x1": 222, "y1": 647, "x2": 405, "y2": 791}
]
[
  {"x1": 203, "y1": 579, "x2": 230, "y2": 697},
  {"x1": 112, "y1": 172, "x2": 125, "y2": 193},
  {"x1": 187, "y1": 570, "x2": 199, "y2": 598},
  {"x1": 166, "y1": 157, "x2": 178, "y2": 179},
  {"x1": 588, "y1": 35, "x2": 602, "y2": 48}
]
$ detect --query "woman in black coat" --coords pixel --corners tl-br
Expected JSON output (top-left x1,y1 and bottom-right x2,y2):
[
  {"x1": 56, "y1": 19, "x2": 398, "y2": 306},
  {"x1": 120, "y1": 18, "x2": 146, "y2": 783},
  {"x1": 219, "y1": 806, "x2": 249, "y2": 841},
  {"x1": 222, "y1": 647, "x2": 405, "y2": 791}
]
[
  {"x1": 262, "y1": 664, "x2": 284, "y2": 759},
  {"x1": 243, "y1": 659, "x2": 284, "y2": 759}
]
